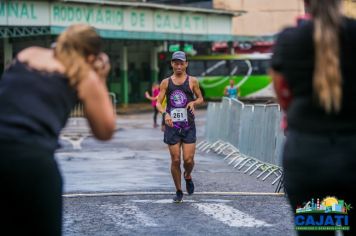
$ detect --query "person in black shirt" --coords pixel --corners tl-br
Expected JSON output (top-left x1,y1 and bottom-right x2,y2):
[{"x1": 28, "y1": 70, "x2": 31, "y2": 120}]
[
  {"x1": 271, "y1": 0, "x2": 356, "y2": 235},
  {"x1": 0, "y1": 24, "x2": 116, "y2": 235}
]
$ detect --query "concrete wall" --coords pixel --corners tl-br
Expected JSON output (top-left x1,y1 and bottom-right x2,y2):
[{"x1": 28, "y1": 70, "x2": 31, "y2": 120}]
[{"x1": 214, "y1": 0, "x2": 304, "y2": 36}]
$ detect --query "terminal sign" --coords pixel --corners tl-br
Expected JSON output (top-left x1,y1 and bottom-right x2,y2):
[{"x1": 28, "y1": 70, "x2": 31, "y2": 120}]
[
  {"x1": 51, "y1": 4, "x2": 208, "y2": 34},
  {"x1": 0, "y1": 1, "x2": 49, "y2": 26},
  {"x1": 0, "y1": 1, "x2": 230, "y2": 36}
]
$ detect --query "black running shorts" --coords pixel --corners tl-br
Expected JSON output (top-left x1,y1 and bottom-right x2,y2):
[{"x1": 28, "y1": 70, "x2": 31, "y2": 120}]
[{"x1": 164, "y1": 125, "x2": 196, "y2": 145}]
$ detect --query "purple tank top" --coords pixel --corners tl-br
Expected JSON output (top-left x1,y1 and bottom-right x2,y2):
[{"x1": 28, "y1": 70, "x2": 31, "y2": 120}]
[{"x1": 166, "y1": 76, "x2": 195, "y2": 129}]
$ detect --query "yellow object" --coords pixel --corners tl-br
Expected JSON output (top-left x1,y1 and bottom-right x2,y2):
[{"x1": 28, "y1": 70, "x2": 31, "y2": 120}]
[{"x1": 162, "y1": 97, "x2": 167, "y2": 109}]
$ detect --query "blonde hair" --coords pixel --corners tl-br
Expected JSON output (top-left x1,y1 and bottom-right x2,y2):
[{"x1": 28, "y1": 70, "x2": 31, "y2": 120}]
[
  {"x1": 54, "y1": 24, "x2": 102, "y2": 86},
  {"x1": 310, "y1": 0, "x2": 342, "y2": 113}
]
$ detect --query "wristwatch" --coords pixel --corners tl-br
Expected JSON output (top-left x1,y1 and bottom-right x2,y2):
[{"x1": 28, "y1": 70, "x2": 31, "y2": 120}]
[{"x1": 162, "y1": 112, "x2": 167, "y2": 119}]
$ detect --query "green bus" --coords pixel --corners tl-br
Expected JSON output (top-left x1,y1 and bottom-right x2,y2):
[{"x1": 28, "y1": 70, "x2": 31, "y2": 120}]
[
  {"x1": 188, "y1": 53, "x2": 273, "y2": 99},
  {"x1": 159, "y1": 53, "x2": 273, "y2": 100}
]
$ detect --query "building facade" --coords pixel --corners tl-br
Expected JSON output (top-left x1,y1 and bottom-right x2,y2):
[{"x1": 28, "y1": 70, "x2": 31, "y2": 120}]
[
  {"x1": 213, "y1": 0, "x2": 356, "y2": 36},
  {"x1": 0, "y1": 0, "x2": 237, "y2": 105},
  {"x1": 146, "y1": 0, "x2": 212, "y2": 8},
  {"x1": 214, "y1": 0, "x2": 304, "y2": 36}
]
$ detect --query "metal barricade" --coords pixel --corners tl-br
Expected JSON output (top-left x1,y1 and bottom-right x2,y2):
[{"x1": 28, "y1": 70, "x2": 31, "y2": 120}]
[
  {"x1": 70, "y1": 103, "x2": 85, "y2": 117},
  {"x1": 197, "y1": 98, "x2": 285, "y2": 189},
  {"x1": 228, "y1": 99, "x2": 243, "y2": 148}
]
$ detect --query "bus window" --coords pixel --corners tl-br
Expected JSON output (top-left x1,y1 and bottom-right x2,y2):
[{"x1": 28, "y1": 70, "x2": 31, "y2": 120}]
[
  {"x1": 231, "y1": 60, "x2": 249, "y2": 76},
  {"x1": 250, "y1": 60, "x2": 270, "y2": 75},
  {"x1": 205, "y1": 60, "x2": 229, "y2": 76},
  {"x1": 251, "y1": 60, "x2": 260, "y2": 74},
  {"x1": 260, "y1": 60, "x2": 271, "y2": 74},
  {"x1": 188, "y1": 60, "x2": 205, "y2": 76}
]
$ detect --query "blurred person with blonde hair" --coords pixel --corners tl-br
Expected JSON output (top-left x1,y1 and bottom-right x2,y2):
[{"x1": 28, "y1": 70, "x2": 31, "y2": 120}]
[
  {"x1": 0, "y1": 24, "x2": 116, "y2": 235},
  {"x1": 271, "y1": 0, "x2": 356, "y2": 235}
]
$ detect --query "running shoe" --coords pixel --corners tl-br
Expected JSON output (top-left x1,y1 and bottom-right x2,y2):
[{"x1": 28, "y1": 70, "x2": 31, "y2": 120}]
[
  {"x1": 185, "y1": 177, "x2": 194, "y2": 195},
  {"x1": 173, "y1": 190, "x2": 183, "y2": 203}
]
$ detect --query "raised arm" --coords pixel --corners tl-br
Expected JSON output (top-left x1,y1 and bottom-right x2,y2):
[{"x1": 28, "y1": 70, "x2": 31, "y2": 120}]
[
  {"x1": 145, "y1": 91, "x2": 158, "y2": 101},
  {"x1": 156, "y1": 79, "x2": 174, "y2": 127},
  {"x1": 192, "y1": 77, "x2": 204, "y2": 105},
  {"x1": 77, "y1": 58, "x2": 116, "y2": 140}
]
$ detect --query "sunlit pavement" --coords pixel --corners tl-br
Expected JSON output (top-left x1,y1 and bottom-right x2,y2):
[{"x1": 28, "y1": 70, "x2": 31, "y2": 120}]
[{"x1": 57, "y1": 110, "x2": 296, "y2": 236}]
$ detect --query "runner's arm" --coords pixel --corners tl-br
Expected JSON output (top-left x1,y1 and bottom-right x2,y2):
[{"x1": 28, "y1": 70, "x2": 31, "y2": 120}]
[
  {"x1": 186, "y1": 77, "x2": 204, "y2": 113},
  {"x1": 191, "y1": 77, "x2": 204, "y2": 106}
]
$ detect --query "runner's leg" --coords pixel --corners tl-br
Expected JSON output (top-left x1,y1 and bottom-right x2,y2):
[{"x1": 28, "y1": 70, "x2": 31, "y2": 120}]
[
  {"x1": 182, "y1": 142, "x2": 195, "y2": 195},
  {"x1": 168, "y1": 142, "x2": 182, "y2": 191},
  {"x1": 182, "y1": 143, "x2": 195, "y2": 178}
]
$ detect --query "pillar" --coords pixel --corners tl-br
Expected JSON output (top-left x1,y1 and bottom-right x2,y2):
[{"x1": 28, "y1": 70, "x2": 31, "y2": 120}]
[
  {"x1": 4, "y1": 38, "x2": 13, "y2": 70},
  {"x1": 150, "y1": 46, "x2": 159, "y2": 84},
  {"x1": 120, "y1": 45, "x2": 129, "y2": 106}
]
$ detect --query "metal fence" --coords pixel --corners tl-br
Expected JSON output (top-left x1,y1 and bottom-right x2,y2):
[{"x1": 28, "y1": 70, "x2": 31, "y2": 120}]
[
  {"x1": 70, "y1": 92, "x2": 117, "y2": 117},
  {"x1": 198, "y1": 97, "x2": 285, "y2": 190}
]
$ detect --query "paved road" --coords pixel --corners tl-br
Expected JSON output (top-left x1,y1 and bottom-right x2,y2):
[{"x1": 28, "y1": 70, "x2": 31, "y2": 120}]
[
  {"x1": 63, "y1": 194, "x2": 294, "y2": 236},
  {"x1": 57, "y1": 110, "x2": 296, "y2": 236}
]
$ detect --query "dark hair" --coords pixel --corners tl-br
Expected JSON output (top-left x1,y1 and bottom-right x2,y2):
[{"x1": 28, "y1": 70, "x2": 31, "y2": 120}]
[{"x1": 310, "y1": 0, "x2": 342, "y2": 113}]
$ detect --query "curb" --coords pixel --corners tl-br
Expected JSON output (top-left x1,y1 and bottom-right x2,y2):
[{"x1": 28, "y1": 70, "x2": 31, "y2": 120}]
[{"x1": 63, "y1": 191, "x2": 285, "y2": 198}]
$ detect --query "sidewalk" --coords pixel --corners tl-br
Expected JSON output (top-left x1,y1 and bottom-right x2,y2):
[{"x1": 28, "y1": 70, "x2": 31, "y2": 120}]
[{"x1": 116, "y1": 103, "x2": 153, "y2": 115}]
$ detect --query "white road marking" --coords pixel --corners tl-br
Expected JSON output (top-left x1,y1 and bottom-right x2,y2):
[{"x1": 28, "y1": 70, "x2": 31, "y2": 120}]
[
  {"x1": 99, "y1": 203, "x2": 158, "y2": 229},
  {"x1": 60, "y1": 135, "x2": 86, "y2": 150},
  {"x1": 130, "y1": 199, "x2": 232, "y2": 204},
  {"x1": 203, "y1": 199, "x2": 232, "y2": 203},
  {"x1": 193, "y1": 203, "x2": 273, "y2": 228},
  {"x1": 132, "y1": 199, "x2": 196, "y2": 203}
]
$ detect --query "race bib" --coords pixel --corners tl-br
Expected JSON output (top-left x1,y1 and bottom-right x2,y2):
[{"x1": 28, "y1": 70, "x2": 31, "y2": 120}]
[{"x1": 171, "y1": 108, "x2": 188, "y2": 122}]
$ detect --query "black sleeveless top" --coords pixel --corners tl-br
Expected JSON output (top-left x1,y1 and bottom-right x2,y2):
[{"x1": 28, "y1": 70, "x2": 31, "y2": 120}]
[
  {"x1": 0, "y1": 59, "x2": 77, "y2": 151},
  {"x1": 166, "y1": 75, "x2": 195, "y2": 129},
  {"x1": 271, "y1": 18, "x2": 356, "y2": 134}
]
